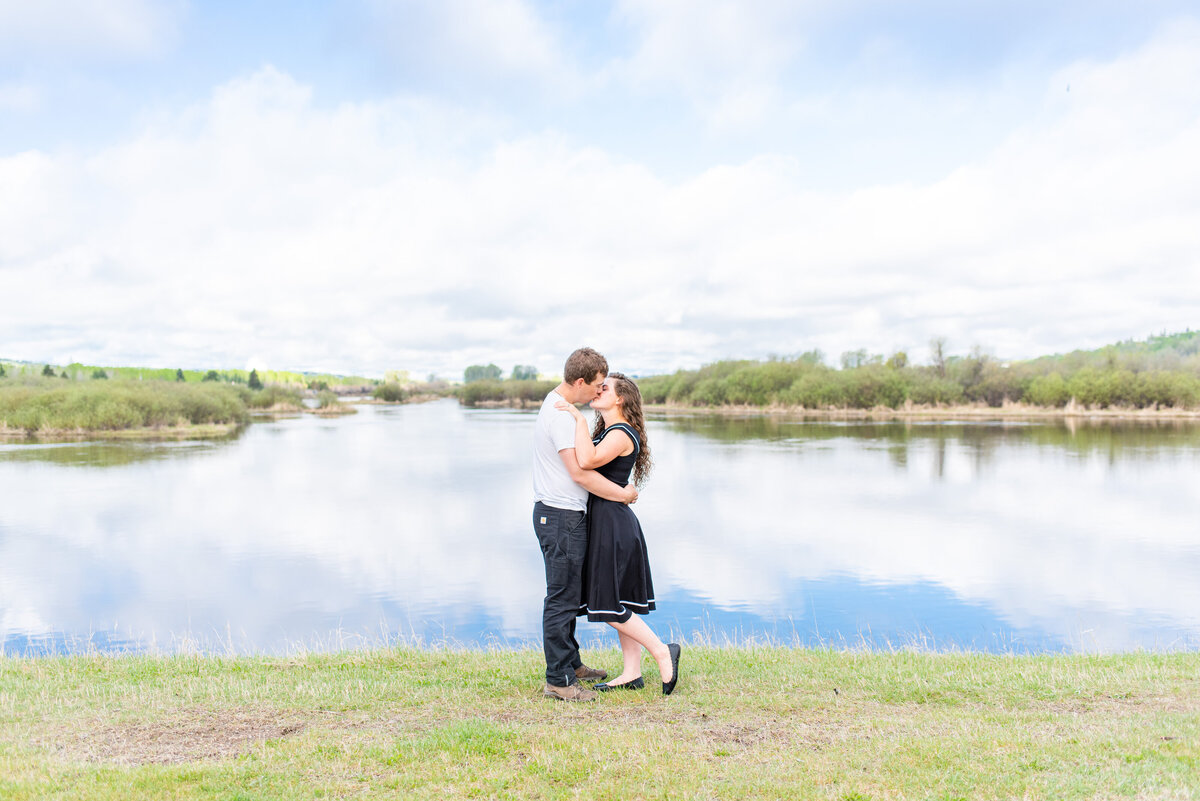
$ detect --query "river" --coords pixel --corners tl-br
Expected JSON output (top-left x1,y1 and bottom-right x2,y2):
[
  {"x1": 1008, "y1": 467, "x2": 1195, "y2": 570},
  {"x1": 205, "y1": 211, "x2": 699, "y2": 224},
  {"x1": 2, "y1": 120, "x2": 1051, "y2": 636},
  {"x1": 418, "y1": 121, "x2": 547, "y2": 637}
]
[{"x1": 2, "y1": 399, "x2": 1198, "y2": 655}]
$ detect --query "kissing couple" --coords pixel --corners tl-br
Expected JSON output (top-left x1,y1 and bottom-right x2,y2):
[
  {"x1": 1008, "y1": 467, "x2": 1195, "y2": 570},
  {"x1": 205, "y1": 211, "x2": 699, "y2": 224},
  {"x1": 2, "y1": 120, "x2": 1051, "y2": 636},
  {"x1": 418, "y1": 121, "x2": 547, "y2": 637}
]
[{"x1": 532, "y1": 347, "x2": 680, "y2": 701}]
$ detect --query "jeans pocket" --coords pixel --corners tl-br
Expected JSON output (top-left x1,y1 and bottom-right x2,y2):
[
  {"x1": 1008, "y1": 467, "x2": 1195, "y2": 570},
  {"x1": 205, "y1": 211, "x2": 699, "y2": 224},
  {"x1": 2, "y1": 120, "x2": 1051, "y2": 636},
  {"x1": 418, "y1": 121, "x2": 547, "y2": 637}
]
[{"x1": 534, "y1": 508, "x2": 562, "y2": 560}]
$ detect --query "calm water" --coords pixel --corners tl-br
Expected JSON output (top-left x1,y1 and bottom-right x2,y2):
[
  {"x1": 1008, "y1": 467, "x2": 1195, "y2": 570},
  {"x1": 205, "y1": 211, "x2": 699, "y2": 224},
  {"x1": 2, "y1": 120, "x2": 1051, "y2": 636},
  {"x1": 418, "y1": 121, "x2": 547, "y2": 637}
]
[{"x1": 2, "y1": 400, "x2": 1199, "y2": 655}]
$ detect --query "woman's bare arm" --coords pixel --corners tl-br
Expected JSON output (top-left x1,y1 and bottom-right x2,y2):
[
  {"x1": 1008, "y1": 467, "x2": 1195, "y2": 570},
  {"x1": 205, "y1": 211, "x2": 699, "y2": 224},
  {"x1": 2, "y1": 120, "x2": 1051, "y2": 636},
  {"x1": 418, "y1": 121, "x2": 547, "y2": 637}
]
[
  {"x1": 558, "y1": 449, "x2": 638, "y2": 503},
  {"x1": 554, "y1": 401, "x2": 632, "y2": 468}
]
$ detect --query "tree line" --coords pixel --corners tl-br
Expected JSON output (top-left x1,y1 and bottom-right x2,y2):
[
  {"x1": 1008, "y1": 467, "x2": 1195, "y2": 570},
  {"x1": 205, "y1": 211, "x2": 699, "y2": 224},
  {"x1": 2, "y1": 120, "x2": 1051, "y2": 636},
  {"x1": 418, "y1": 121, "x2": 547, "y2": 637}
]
[
  {"x1": 463, "y1": 364, "x2": 539, "y2": 382},
  {"x1": 0, "y1": 361, "x2": 374, "y2": 390},
  {"x1": 636, "y1": 331, "x2": 1200, "y2": 411}
]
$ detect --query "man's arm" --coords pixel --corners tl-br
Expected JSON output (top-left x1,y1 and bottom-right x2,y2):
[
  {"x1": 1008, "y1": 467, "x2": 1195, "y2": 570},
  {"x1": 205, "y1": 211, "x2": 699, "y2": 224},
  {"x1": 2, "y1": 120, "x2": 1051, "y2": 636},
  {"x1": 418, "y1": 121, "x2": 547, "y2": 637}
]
[{"x1": 559, "y1": 449, "x2": 638, "y2": 504}]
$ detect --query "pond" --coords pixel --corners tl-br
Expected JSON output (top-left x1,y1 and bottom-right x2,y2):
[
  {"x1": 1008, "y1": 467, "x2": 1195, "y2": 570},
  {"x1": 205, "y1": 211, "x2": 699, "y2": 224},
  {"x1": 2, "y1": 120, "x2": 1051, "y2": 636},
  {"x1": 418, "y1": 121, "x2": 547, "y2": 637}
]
[{"x1": 2, "y1": 400, "x2": 1198, "y2": 655}]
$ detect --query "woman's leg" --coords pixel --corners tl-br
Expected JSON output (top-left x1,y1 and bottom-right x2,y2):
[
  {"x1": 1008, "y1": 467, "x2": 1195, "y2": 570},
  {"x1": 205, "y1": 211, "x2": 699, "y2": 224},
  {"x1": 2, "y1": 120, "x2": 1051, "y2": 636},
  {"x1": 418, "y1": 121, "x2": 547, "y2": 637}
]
[
  {"x1": 609, "y1": 615, "x2": 673, "y2": 683},
  {"x1": 607, "y1": 630, "x2": 642, "y2": 683}
]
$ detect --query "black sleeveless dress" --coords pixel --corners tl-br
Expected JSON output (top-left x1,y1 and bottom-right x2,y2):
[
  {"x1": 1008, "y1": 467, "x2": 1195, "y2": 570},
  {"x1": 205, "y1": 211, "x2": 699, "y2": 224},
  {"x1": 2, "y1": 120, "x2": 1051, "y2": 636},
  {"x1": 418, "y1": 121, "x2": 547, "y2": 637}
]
[{"x1": 578, "y1": 423, "x2": 656, "y2": 623}]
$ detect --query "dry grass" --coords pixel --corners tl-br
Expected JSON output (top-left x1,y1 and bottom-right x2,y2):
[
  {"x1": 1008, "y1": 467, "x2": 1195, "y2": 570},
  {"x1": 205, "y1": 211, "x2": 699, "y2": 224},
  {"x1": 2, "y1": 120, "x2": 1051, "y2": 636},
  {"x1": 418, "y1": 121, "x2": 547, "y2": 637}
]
[
  {"x1": 0, "y1": 422, "x2": 243, "y2": 441},
  {"x1": 39, "y1": 709, "x2": 307, "y2": 766}
]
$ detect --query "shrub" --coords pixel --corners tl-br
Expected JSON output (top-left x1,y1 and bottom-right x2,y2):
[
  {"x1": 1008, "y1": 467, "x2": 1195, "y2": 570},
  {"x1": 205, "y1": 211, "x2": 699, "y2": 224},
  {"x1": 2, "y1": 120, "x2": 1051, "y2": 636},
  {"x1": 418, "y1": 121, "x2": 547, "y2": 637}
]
[
  {"x1": 373, "y1": 382, "x2": 407, "y2": 403},
  {"x1": 1026, "y1": 373, "x2": 1070, "y2": 407},
  {"x1": 840, "y1": 366, "x2": 909, "y2": 409},
  {"x1": 907, "y1": 371, "x2": 965, "y2": 405},
  {"x1": 636, "y1": 374, "x2": 673, "y2": 404},
  {"x1": 244, "y1": 385, "x2": 303, "y2": 410},
  {"x1": 0, "y1": 379, "x2": 248, "y2": 432},
  {"x1": 778, "y1": 371, "x2": 847, "y2": 408},
  {"x1": 455, "y1": 379, "x2": 555, "y2": 406},
  {"x1": 690, "y1": 377, "x2": 729, "y2": 406},
  {"x1": 723, "y1": 361, "x2": 806, "y2": 406},
  {"x1": 965, "y1": 365, "x2": 1030, "y2": 406}
]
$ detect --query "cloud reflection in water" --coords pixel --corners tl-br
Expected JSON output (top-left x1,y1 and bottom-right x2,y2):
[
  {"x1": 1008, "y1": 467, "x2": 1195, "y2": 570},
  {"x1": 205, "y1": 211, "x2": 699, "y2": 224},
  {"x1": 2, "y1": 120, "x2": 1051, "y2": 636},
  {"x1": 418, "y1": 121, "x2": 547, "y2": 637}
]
[{"x1": 2, "y1": 402, "x2": 1198, "y2": 654}]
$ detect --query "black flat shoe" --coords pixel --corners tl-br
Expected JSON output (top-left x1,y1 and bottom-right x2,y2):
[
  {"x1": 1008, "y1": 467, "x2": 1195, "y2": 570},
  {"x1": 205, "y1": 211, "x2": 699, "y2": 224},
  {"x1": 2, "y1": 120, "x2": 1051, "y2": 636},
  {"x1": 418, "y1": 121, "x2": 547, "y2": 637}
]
[
  {"x1": 595, "y1": 677, "x2": 645, "y2": 691},
  {"x1": 662, "y1": 643, "x2": 681, "y2": 696}
]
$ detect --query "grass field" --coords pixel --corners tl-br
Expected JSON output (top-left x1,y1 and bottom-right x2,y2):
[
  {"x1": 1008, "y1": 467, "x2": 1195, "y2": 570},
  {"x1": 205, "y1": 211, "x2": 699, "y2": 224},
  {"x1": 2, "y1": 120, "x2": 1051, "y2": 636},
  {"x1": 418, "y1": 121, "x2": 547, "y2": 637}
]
[
  {"x1": 0, "y1": 379, "x2": 328, "y2": 437},
  {"x1": 1, "y1": 647, "x2": 1196, "y2": 800},
  {"x1": 0, "y1": 379, "x2": 247, "y2": 436}
]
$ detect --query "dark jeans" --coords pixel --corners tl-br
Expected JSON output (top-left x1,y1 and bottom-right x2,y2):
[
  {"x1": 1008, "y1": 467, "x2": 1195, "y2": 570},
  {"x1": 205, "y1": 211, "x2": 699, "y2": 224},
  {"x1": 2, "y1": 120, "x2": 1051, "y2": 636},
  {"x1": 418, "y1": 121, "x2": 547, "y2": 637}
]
[{"x1": 533, "y1": 501, "x2": 587, "y2": 686}]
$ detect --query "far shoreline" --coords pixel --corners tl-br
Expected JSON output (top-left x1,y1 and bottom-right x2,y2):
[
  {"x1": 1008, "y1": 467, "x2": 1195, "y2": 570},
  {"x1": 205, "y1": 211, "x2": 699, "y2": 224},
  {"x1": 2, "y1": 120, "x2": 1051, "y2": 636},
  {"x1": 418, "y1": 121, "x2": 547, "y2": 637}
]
[
  {"x1": 0, "y1": 421, "x2": 245, "y2": 442},
  {"x1": 463, "y1": 397, "x2": 1200, "y2": 421},
  {"x1": 643, "y1": 401, "x2": 1200, "y2": 421}
]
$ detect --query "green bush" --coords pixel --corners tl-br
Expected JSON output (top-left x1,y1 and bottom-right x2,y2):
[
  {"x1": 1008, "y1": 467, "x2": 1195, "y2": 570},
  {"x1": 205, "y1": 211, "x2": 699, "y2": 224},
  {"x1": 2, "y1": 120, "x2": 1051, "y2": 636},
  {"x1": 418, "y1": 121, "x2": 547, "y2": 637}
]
[
  {"x1": 631, "y1": 345, "x2": 1200, "y2": 412},
  {"x1": 907, "y1": 371, "x2": 965, "y2": 405},
  {"x1": 373, "y1": 382, "x2": 407, "y2": 403},
  {"x1": 1026, "y1": 373, "x2": 1069, "y2": 407},
  {"x1": 778, "y1": 371, "x2": 847, "y2": 408},
  {"x1": 243, "y1": 385, "x2": 303, "y2": 410},
  {"x1": 839, "y1": 366, "x2": 909, "y2": 409},
  {"x1": 455, "y1": 379, "x2": 555, "y2": 406},
  {"x1": 0, "y1": 379, "x2": 248, "y2": 432},
  {"x1": 723, "y1": 361, "x2": 808, "y2": 406},
  {"x1": 636, "y1": 373, "x2": 672, "y2": 404},
  {"x1": 690, "y1": 377, "x2": 729, "y2": 406},
  {"x1": 638, "y1": 369, "x2": 703, "y2": 404}
]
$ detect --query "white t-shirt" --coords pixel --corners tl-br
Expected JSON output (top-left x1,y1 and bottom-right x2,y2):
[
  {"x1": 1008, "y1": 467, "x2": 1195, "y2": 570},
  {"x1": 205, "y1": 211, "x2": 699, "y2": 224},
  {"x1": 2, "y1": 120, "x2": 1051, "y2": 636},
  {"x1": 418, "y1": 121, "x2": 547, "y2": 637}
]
[{"x1": 533, "y1": 389, "x2": 589, "y2": 511}]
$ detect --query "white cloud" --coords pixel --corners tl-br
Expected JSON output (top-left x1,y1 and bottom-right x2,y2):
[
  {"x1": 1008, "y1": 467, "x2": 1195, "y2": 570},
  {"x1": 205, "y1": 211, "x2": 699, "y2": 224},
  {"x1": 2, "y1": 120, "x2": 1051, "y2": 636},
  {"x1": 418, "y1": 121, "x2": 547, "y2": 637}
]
[
  {"x1": 3, "y1": 21, "x2": 1200, "y2": 376},
  {"x1": 0, "y1": 0, "x2": 183, "y2": 61},
  {"x1": 606, "y1": 0, "x2": 807, "y2": 128},
  {"x1": 362, "y1": 0, "x2": 576, "y2": 94}
]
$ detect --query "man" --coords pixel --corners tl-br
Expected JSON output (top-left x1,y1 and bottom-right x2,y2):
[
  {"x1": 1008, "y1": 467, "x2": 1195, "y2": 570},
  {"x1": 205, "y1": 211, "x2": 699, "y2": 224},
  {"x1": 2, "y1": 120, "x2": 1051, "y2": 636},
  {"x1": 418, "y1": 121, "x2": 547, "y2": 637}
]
[{"x1": 533, "y1": 347, "x2": 638, "y2": 702}]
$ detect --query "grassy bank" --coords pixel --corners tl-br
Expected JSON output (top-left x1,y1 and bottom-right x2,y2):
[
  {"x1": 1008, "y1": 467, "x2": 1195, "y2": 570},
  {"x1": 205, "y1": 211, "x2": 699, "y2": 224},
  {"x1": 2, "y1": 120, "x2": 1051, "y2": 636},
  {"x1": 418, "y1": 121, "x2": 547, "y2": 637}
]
[
  {"x1": 1, "y1": 647, "x2": 1196, "y2": 800},
  {"x1": 0, "y1": 379, "x2": 248, "y2": 437},
  {"x1": 0, "y1": 379, "x2": 326, "y2": 437}
]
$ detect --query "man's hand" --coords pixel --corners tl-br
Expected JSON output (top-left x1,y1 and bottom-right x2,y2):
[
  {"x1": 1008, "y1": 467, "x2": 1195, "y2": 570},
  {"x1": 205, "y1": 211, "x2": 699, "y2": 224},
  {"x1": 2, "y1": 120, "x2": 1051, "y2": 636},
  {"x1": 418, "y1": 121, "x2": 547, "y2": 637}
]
[{"x1": 623, "y1": 484, "x2": 639, "y2": 505}]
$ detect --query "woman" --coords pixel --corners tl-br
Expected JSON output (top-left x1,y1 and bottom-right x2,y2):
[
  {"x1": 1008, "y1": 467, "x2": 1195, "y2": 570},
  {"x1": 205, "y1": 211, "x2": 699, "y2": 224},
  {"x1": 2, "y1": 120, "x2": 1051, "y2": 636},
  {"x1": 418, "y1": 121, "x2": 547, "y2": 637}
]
[{"x1": 556, "y1": 372, "x2": 681, "y2": 694}]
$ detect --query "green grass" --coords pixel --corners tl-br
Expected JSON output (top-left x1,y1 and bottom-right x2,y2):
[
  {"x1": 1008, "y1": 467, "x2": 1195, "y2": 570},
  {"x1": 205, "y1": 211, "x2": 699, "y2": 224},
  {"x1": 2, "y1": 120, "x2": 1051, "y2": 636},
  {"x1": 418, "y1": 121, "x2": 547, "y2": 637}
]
[
  {"x1": 0, "y1": 378, "x2": 248, "y2": 434},
  {"x1": 1, "y1": 648, "x2": 1196, "y2": 800}
]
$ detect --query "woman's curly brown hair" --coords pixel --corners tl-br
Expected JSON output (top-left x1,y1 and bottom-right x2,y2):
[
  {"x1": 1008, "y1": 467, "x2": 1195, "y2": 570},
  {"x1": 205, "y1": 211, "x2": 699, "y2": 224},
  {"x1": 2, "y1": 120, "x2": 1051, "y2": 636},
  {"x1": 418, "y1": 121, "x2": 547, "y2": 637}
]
[{"x1": 592, "y1": 372, "x2": 653, "y2": 488}]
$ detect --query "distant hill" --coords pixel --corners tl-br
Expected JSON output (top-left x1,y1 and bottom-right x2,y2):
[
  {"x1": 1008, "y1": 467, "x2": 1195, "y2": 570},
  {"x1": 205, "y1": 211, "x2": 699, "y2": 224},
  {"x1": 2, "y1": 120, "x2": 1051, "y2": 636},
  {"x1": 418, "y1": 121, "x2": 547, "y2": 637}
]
[
  {"x1": 1025, "y1": 330, "x2": 1200, "y2": 374},
  {"x1": 0, "y1": 360, "x2": 377, "y2": 389}
]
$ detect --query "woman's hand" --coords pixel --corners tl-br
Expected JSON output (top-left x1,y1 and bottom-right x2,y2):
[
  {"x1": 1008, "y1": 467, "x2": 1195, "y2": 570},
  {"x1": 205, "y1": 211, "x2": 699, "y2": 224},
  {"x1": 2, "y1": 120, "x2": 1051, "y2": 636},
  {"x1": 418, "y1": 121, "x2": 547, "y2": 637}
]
[{"x1": 554, "y1": 400, "x2": 585, "y2": 420}]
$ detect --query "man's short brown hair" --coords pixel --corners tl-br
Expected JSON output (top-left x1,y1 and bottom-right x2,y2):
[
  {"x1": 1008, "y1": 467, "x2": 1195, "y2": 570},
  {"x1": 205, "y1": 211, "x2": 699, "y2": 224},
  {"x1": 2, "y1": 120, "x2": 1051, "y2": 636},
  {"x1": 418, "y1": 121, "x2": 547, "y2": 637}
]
[{"x1": 563, "y1": 347, "x2": 608, "y2": 385}]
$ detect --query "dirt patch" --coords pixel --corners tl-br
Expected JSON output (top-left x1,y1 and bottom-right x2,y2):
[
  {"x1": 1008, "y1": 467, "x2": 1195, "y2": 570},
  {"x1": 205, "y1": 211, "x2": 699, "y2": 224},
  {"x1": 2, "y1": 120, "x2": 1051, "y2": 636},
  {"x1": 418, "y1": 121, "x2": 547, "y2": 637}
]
[{"x1": 47, "y1": 709, "x2": 307, "y2": 765}]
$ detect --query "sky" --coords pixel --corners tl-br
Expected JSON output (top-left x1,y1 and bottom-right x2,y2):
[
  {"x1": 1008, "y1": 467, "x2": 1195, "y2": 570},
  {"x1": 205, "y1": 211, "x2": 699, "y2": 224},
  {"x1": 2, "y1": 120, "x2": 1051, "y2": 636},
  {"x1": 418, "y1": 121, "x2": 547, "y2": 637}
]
[{"x1": 2, "y1": 0, "x2": 1199, "y2": 379}]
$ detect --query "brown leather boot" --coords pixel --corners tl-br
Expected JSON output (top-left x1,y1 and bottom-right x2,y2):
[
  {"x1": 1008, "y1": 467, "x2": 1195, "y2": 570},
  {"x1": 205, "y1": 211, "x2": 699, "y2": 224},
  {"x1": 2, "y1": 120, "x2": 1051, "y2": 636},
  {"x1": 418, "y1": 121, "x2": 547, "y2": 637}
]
[
  {"x1": 575, "y1": 664, "x2": 608, "y2": 682},
  {"x1": 543, "y1": 682, "x2": 598, "y2": 702}
]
